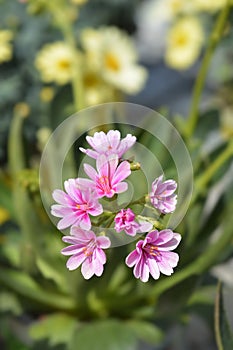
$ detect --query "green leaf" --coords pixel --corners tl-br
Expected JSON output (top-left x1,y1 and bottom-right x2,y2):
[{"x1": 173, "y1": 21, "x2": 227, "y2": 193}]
[
  {"x1": 0, "y1": 292, "x2": 22, "y2": 315},
  {"x1": 188, "y1": 285, "x2": 216, "y2": 306},
  {"x1": 69, "y1": 320, "x2": 137, "y2": 350},
  {"x1": 126, "y1": 320, "x2": 163, "y2": 345},
  {"x1": 0, "y1": 175, "x2": 15, "y2": 219},
  {"x1": 29, "y1": 313, "x2": 77, "y2": 347},
  {"x1": 36, "y1": 256, "x2": 68, "y2": 293},
  {"x1": 1, "y1": 230, "x2": 21, "y2": 267},
  {"x1": 215, "y1": 282, "x2": 233, "y2": 350},
  {"x1": 0, "y1": 268, "x2": 76, "y2": 312}
]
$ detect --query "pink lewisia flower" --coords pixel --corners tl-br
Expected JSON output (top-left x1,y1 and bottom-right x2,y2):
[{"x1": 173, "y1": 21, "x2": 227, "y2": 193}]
[
  {"x1": 114, "y1": 208, "x2": 152, "y2": 236},
  {"x1": 79, "y1": 130, "x2": 136, "y2": 159},
  {"x1": 51, "y1": 178, "x2": 103, "y2": 230},
  {"x1": 150, "y1": 175, "x2": 177, "y2": 214},
  {"x1": 61, "y1": 227, "x2": 111, "y2": 279},
  {"x1": 82, "y1": 154, "x2": 131, "y2": 198},
  {"x1": 125, "y1": 229, "x2": 181, "y2": 282}
]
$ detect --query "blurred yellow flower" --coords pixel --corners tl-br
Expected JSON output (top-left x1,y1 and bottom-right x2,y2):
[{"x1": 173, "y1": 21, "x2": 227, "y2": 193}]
[
  {"x1": 71, "y1": 0, "x2": 88, "y2": 5},
  {"x1": 36, "y1": 127, "x2": 52, "y2": 151},
  {"x1": 165, "y1": 17, "x2": 204, "y2": 70},
  {"x1": 81, "y1": 27, "x2": 147, "y2": 95},
  {"x1": 35, "y1": 42, "x2": 75, "y2": 85},
  {"x1": 40, "y1": 87, "x2": 55, "y2": 102},
  {"x1": 82, "y1": 69, "x2": 115, "y2": 106},
  {"x1": 14, "y1": 102, "x2": 30, "y2": 118},
  {"x1": 0, "y1": 30, "x2": 13, "y2": 64},
  {"x1": 0, "y1": 207, "x2": 10, "y2": 225}
]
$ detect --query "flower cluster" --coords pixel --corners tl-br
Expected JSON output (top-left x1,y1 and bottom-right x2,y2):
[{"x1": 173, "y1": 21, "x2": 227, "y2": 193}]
[
  {"x1": 51, "y1": 130, "x2": 181, "y2": 282},
  {"x1": 136, "y1": 0, "x2": 217, "y2": 70},
  {"x1": 35, "y1": 27, "x2": 148, "y2": 105}
]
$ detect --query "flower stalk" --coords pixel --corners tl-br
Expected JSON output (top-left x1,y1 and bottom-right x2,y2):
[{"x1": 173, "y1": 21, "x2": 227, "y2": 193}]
[
  {"x1": 192, "y1": 138, "x2": 233, "y2": 204},
  {"x1": 184, "y1": 0, "x2": 231, "y2": 140}
]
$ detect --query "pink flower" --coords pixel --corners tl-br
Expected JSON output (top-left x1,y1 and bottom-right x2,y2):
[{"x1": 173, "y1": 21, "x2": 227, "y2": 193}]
[
  {"x1": 51, "y1": 178, "x2": 103, "y2": 230},
  {"x1": 125, "y1": 229, "x2": 181, "y2": 282},
  {"x1": 61, "y1": 227, "x2": 111, "y2": 279},
  {"x1": 150, "y1": 175, "x2": 177, "y2": 214},
  {"x1": 80, "y1": 130, "x2": 136, "y2": 159},
  {"x1": 82, "y1": 154, "x2": 131, "y2": 198},
  {"x1": 114, "y1": 208, "x2": 152, "y2": 236}
]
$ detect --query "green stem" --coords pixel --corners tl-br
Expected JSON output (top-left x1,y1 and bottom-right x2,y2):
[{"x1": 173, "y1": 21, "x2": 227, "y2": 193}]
[
  {"x1": 147, "y1": 222, "x2": 232, "y2": 302},
  {"x1": 47, "y1": 1, "x2": 85, "y2": 112},
  {"x1": 192, "y1": 138, "x2": 233, "y2": 203},
  {"x1": 137, "y1": 215, "x2": 164, "y2": 230},
  {"x1": 185, "y1": 1, "x2": 230, "y2": 140},
  {"x1": 8, "y1": 110, "x2": 38, "y2": 271},
  {"x1": 215, "y1": 282, "x2": 224, "y2": 350},
  {"x1": 60, "y1": 21, "x2": 85, "y2": 112},
  {"x1": 128, "y1": 196, "x2": 146, "y2": 207}
]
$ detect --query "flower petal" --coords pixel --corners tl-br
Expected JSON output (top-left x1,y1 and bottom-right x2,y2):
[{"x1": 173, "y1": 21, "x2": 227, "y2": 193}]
[
  {"x1": 61, "y1": 244, "x2": 84, "y2": 256},
  {"x1": 125, "y1": 250, "x2": 139, "y2": 267},
  {"x1": 114, "y1": 181, "x2": 128, "y2": 194},
  {"x1": 147, "y1": 258, "x2": 160, "y2": 280},
  {"x1": 157, "y1": 233, "x2": 181, "y2": 251},
  {"x1": 84, "y1": 163, "x2": 97, "y2": 181},
  {"x1": 96, "y1": 236, "x2": 111, "y2": 249},
  {"x1": 111, "y1": 160, "x2": 131, "y2": 184},
  {"x1": 81, "y1": 258, "x2": 95, "y2": 279},
  {"x1": 66, "y1": 253, "x2": 86, "y2": 271},
  {"x1": 57, "y1": 212, "x2": 79, "y2": 230}
]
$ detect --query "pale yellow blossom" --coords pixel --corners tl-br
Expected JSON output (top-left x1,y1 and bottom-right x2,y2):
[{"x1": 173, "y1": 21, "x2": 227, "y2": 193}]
[
  {"x1": 71, "y1": 0, "x2": 88, "y2": 5},
  {"x1": 35, "y1": 42, "x2": 75, "y2": 85},
  {"x1": 0, "y1": 30, "x2": 13, "y2": 64},
  {"x1": 81, "y1": 27, "x2": 147, "y2": 95},
  {"x1": 40, "y1": 87, "x2": 55, "y2": 102},
  {"x1": 165, "y1": 17, "x2": 204, "y2": 70},
  {"x1": 82, "y1": 69, "x2": 115, "y2": 106},
  {"x1": 37, "y1": 127, "x2": 52, "y2": 151}
]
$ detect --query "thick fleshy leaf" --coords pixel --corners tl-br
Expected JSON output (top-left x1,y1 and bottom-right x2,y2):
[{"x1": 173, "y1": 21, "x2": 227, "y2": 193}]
[
  {"x1": 126, "y1": 320, "x2": 163, "y2": 346},
  {"x1": 29, "y1": 313, "x2": 77, "y2": 346},
  {"x1": 69, "y1": 320, "x2": 137, "y2": 350}
]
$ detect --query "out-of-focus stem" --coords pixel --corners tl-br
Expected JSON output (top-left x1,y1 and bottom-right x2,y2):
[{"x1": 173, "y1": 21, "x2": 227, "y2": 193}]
[
  {"x1": 185, "y1": 1, "x2": 230, "y2": 140},
  {"x1": 192, "y1": 138, "x2": 233, "y2": 204},
  {"x1": 8, "y1": 109, "x2": 37, "y2": 272},
  {"x1": 46, "y1": 1, "x2": 85, "y2": 112},
  {"x1": 60, "y1": 20, "x2": 85, "y2": 112}
]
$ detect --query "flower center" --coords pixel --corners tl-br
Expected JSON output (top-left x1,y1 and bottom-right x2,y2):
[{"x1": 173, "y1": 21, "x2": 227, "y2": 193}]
[
  {"x1": 76, "y1": 203, "x2": 89, "y2": 211},
  {"x1": 174, "y1": 33, "x2": 189, "y2": 47},
  {"x1": 82, "y1": 246, "x2": 93, "y2": 257},
  {"x1": 57, "y1": 59, "x2": 71, "y2": 70},
  {"x1": 145, "y1": 244, "x2": 160, "y2": 257},
  {"x1": 98, "y1": 175, "x2": 113, "y2": 195},
  {"x1": 104, "y1": 52, "x2": 120, "y2": 71},
  {"x1": 82, "y1": 239, "x2": 96, "y2": 257}
]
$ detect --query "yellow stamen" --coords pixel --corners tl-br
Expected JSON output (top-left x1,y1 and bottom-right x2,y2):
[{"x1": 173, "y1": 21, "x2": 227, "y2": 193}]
[{"x1": 104, "y1": 53, "x2": 120, "y2": 71}]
